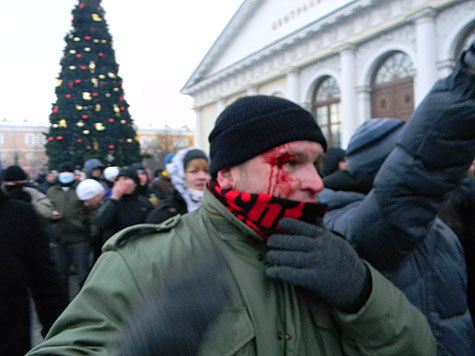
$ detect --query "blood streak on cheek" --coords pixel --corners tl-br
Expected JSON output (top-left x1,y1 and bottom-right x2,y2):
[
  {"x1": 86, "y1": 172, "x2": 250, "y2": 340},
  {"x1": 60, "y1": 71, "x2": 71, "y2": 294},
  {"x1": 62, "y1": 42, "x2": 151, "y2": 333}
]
[{"x1": 262, "y1": 145, "x2": 297, "y2": 197}]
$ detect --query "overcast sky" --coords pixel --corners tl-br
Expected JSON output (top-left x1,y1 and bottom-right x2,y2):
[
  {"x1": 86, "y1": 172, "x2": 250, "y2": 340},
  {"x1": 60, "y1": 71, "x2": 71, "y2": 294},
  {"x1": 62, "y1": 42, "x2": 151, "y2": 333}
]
[{"x1": 0, "y1": 0, "x2": 243, "y2": 129}]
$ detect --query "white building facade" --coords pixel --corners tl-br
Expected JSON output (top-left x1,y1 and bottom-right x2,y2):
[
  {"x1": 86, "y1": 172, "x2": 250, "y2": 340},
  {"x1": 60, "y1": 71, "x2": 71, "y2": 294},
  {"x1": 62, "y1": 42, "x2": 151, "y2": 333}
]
[{"x1": 182, "y1": 0, "x2": 475, "y2": 151}]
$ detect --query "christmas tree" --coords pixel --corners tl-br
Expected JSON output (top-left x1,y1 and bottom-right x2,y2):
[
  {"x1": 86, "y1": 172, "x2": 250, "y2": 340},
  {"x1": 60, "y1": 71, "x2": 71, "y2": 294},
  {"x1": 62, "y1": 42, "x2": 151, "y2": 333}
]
[{"x1": 46, "y1": 0, "x2": 141, "y2": 169}]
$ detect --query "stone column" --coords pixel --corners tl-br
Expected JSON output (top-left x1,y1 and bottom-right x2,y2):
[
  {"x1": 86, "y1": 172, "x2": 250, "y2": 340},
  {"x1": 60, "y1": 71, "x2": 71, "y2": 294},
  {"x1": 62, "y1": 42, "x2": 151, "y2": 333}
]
[
  {"x1": 217, "y1": 98, "x2": 227, "y2": 114},
  {"x1": 339, "y1": 46, "x2": 358, "y2": 148},
  {"x1": 356, "y1": 84, "x2": 371, "y2": 127},
  {"x1": 286, "y1": 69, "x2": 300, "y2": 103},
  {"x1": 192, "y1": 107, "x2": 202, "y2": 149},
  {"x1": 414, "y1": 9, "x2": 438, "y2": 104}
]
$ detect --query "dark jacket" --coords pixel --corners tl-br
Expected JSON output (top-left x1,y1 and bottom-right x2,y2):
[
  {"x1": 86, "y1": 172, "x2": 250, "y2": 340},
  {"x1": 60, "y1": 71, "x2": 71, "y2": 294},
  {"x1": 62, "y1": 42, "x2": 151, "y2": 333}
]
[
  {"x1": 26, "y1": 189, "x2": 436, "y2": 355},
  {"x1": 95, "y1": 193, "x2": 153, "y2": 241},
  {"x1": 323, "y1": 170, "x2": 374, "y2": 194},
  {"x1": 0, "y1": 191, "x2": 68, "y2": 356},
  {"x1": 321, "y1": 56, "x2": 475, "y2": 355},
  {"x1": 146, "y1": 188, "x2": 187, "y2": 224}
]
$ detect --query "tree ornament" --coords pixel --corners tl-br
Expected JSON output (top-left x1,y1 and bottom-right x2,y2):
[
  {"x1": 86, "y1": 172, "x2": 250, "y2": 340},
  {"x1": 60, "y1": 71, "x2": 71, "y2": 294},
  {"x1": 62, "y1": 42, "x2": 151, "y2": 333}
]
[
  {"x1": 119, "y1": 96, "x2": 124, "y2": 101},
  {"x1": 120, "y1": 106, "x2": 126, "y2": 111},
  {"x1": 105, "y1": 93, "x2": 111, "y2": 97},
  {"x1": 95, "y1": 123, "x2": 106, "y2": 131},
  {"x1": 57, "y1": 79, "x2": 63, "y2": 87},
  {"x1": 95, "y1": 104, "x2": 101, "y2": 112},
  {"x1": 82, "y1": 114, "x2": 89, "y2": 119},
  {"x1": 79, "y1": 3, "x2": 85, "y2": 9},
  {"x1": 76, "y1": 121, "x2": 85, "y2": 127},
  {"x1": 75, "y1": 79, "x2": 82, "y2": 84},
  {"x1": 89, "y1": 61, "x2": 96, "y2": 70},
  {"x1": 69, "y1": 66, "x2": 76, "y2": 70},
  {"x1": 76, "y1": 54, "x2": 83, "y2": 58},
  {"x1": 65, "y1": 94, "x2": 72, "y2": 98},
  {"x1": 108, "y1": 118, "x2": 115, "y2": 123},
  {"x1": 73, "y1": 37, "x2": 81, "y2": 41},
  {"x1": 119, "y1": 138, "x2": 125, "y2": 143},
  {"x1": 101, "y1": 39, "x2": 107, "y2": 44},
  {"x1": 92, "y1": 92, "x2": 99, "y2": 97},
  {"x1": 93, "y1": 39, "x2": 99, "y2": 43},
  {"x1": 113, "y1": 87, "x2": 120, "y2": 92},
  {"x1": 99, "y1": 74, "x2": 105, "y2": 79},
  {"x1": 108, "y1": 72, "x2": 116, "y2": 78},
  {"x1": 53, "y1": 106, "x2": 59, "y2": 114},
  {"x1": 83, "y1": 130, "x2": 90, "y2": 135},
  {"x1": 91, "y1": 78, "x2": 99, "y2": 87},
  {"x1": 127, "y1": 138, "x2": 133, "y2": 143},
  {"x1": 57, "y1": 136, "x2": 63, "y2": 140},
  {"x1": 69, "y1": 49, "x2": 77, "y2": 54},
  {"x1": 82, "y1": 92, "x2": 92, "y2": 100},
  {"x1": 76, "y1": 138, "x2": 83, "y2": 143},
  {"x1": 108, "y1": 145, "x2": 115, "y2": 150},
  {"x1": 84, "y1": 36, "x2": 91, "y2": 40},
  {"x1": 121, "y1": 120, "x2": 127, "y2": 124},
  {"x1": 48, "y1": 137, "x2": 55, "y2": 141},
  {"x1": 80, "y1": 65, "x2": 87, "y2": 70},
  {"x1": 52, "y1": 124, "x2": 59, "y2": 128},
  {"x1": 85, "y1": 47, "x2": 91, "y2": 52},
  {"x1": 113, "y1": 105, "x2": 120, "y2": 113},
  {"x1": 92, "y1": 14, "x2": 103, "y2": 22},
  {"x1": 59, "y1": 119, "x2": 67, "y2": 127},
  {"x1": 76, "y1": 105, "x2": 83, "y2": 110},
  {"x1": 68, "y1": 81, "x2": 74, "y2": 89},
  {"x1": 98, "y1": 53, "x2": 104, "y2": 57}
]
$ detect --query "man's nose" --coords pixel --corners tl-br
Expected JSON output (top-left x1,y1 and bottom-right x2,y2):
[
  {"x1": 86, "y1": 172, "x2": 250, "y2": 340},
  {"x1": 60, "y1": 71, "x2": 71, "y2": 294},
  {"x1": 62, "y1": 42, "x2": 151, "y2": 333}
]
[{"x1": 301, "y1": 165, "x2": 324, "y2": 193}]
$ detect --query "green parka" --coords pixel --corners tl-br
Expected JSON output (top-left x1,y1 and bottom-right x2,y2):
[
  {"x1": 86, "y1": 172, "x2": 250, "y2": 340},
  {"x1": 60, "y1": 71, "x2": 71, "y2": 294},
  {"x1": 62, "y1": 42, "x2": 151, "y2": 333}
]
[{"x1": 27, "y1": 189, "x2": 436, "y2": 355}]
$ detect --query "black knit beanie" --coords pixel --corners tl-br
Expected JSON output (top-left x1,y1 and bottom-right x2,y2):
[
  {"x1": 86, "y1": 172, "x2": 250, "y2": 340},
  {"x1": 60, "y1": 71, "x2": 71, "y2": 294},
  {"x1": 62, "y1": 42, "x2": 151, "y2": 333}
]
[
  {"x1": 208, "y1": 95, "x2": 327, "y2": 178},
  {"x1": 2, "y1": 165, "x2": 28, "y2": 182},
  {"x1": 117, "y1": 168, "x2": 140, "y2": 187}
]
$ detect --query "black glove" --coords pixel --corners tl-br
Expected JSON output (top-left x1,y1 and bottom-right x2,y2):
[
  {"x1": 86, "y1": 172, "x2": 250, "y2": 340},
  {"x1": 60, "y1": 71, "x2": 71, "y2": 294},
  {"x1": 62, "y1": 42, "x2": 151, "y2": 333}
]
[
  {"x1": 266, "y1": 218, "x2": 371, "y2": 313},
  {"x1": 117, "y1": 250, "x2": 231, "y2": 356}
]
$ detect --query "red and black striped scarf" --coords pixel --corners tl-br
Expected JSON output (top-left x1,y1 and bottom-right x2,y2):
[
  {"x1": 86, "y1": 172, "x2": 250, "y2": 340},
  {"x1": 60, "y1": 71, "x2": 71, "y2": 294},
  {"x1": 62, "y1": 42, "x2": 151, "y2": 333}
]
[{"x1": 208, "y1": 179, "x2": 327, "y2": 240}]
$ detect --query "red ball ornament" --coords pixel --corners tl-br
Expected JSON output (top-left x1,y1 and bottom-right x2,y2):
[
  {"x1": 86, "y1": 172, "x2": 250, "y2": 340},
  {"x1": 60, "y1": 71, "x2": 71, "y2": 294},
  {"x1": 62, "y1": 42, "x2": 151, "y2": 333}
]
[
  {"x1": 76, "y1": 54, "x2": 83, "y2": 58},
  {"x1": 110, "y1": 41, "x2": 113, "y2": 46},
  {"x1": 75, "y1": 79, "x2": 82, "y2": 84},
  {"x1": 80, "y1": 65, "x2": 87, "y2": 70},
  {"x1": 92, "y1": 92, "x2": 99, "y2": 97},
  {"x1": 108, "y1": 145, "x2": 115, "y2": 150},
  {"x1": 76, "y1": 138, "x2": 83, "y2": 143},
  {"x1": 98, "y1": 53, "x2": 104, "y2": 57},
  {"x1": 119, "y1": 138, "x2": 125, "y2": 143},
  {"x1": 48, "y1": 137, "x2": 55, "y2": 141},
  {"x1": 119, "y1": 96, "x2": 124, "y2": 101},
  {"x1": 65, "y1": 94, "x2": 72, "y2": 98},
  {"x1": 52, "y1": 107, "x2": 59, "y2": 114},
  {"x1": 79, "y1": 3, "x2": 85, "y2": 8},
  {"x1": 57, "y1": 136, "x2": 63, "y2": 141},
  {"x1": 84, "y1": 36, "x2": 91, "y2": 40},
  {"x1": 108, "y1": 118, "x2": 115, "y2": 123},
  {"x1": 82, "y1": 114, "x2": 89, "y2": 119},
  {"x1": 120, "y1": 106, "x2": 126, "y2": 111}
]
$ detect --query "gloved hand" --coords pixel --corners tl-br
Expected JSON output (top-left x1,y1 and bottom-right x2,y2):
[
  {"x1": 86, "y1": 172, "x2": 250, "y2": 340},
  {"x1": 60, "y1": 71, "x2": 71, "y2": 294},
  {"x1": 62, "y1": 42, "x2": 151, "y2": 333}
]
[
  {"x1": 117, "y1": 250, "x2": 231, "y2": 356},
  {"x1": 266, "y1": 218, "x2": 371, "y2": 313}
]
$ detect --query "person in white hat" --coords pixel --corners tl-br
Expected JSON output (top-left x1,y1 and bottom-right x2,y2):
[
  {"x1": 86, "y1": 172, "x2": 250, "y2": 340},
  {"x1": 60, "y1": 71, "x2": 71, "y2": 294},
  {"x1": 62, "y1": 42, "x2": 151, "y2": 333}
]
[{"x1": 76, "y1": 179, "x2": 106, "y2": 263}]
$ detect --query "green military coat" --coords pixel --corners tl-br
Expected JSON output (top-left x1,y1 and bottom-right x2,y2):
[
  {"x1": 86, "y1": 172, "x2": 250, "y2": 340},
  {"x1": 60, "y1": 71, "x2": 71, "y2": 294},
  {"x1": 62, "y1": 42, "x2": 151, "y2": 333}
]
[{"x1": 27, "y1": 189, "x2": 436, "y2": 355}]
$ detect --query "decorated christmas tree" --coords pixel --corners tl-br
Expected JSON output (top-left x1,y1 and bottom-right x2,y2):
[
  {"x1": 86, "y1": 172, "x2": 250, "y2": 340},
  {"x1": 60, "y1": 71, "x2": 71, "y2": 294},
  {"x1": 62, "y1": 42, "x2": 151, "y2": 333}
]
[{"x1": 46, "y1": 0, "x2": 141, "y2": 169}]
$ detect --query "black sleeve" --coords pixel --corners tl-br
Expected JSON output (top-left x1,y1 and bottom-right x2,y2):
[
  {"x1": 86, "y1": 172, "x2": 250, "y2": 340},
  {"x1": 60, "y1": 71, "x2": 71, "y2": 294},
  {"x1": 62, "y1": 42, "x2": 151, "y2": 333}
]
[
  {"x1": 146, "y1": 201, "x2": 175, "y2": 224},
  {"x1": 95, "y1": 198, "x2": 120, "y2": 229},
  {"x1": 22, "y1": 204, "x2": 68, "y2": 336}
]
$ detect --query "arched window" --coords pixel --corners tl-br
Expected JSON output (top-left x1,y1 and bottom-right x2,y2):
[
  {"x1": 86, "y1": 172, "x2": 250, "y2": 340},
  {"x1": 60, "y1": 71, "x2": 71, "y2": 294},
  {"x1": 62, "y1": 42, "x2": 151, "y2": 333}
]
[
  {"x1": 371, "y1": 52, "x2": 415, "y2": 121},
  {"x1": 455, "y1": 24, "x2": 475, "y2": 59},
  {"x1": 312, "y1": 76, "x2": 341, "y2": 148}
]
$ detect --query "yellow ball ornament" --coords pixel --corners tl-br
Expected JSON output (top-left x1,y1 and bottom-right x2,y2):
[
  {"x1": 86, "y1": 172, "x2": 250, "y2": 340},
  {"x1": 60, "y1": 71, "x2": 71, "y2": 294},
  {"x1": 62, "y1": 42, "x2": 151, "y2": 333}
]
[
  {"x1": 92, "y1": 14, "x2": 103, "y2": 22},
  {"x1": 83, "y1": 130, "x2": 90, "y2": 135},
  {"x1": 69, "y1": 66, "x2": 77, "y2": 70},
  {"x1": 85, "y1": 47, "x2": 91, "y2": 52},
  {"x1": 69, "y1": 49, "x2": 77, "y2": 54},
  {"x1": 77, "y1": 121, "x2": 85, "y2": 127}
]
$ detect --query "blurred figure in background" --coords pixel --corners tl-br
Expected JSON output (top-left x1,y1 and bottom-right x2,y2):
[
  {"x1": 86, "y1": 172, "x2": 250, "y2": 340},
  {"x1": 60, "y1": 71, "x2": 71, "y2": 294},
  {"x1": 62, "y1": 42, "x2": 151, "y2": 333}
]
[
  {"x1": 146, "y1": 148, "x2": 209, "y2": 224},
  {"x1": 130, "y1": 163, "x2": 159, "y2": 206}
]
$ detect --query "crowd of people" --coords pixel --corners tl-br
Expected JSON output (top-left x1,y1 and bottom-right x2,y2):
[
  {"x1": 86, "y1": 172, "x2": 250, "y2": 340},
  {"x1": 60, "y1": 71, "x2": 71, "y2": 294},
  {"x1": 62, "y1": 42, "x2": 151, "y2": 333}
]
[{"x1": 0, "y1": 43, "x2": 473, "y2": 356}]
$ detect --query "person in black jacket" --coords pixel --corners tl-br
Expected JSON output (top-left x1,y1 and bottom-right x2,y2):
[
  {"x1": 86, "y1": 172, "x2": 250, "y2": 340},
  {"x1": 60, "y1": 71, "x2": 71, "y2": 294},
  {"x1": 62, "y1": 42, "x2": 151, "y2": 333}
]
[
  {"x1": 95, "y1": 169, "x2": 153, "y2": 241},
  {"x1": 0, "y1": 188, "x2": 68, "y2": 356},
  {"x1": 146, "y1": 148, "x2": 209, "y2": 224}
]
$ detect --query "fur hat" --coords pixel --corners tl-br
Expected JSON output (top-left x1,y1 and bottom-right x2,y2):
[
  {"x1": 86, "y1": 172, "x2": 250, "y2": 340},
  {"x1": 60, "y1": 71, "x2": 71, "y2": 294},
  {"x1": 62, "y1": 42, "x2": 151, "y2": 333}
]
[
  {"x1": 208, "y1": 95, "x2": 327, "y2": 178},
  {"x1": 346, "y1": 118, "x2": 404, "y2": 175}
]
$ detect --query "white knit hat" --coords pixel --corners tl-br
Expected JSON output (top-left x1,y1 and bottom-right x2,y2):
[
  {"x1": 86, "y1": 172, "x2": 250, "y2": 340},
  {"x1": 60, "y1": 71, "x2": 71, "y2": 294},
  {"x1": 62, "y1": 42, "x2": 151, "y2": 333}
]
[
  {"x1": 76, "y1": 179, "x2": 105, "y2": 201},
  {"x1": 104, "y1": 166, "x2": 120, "y2": 181}
]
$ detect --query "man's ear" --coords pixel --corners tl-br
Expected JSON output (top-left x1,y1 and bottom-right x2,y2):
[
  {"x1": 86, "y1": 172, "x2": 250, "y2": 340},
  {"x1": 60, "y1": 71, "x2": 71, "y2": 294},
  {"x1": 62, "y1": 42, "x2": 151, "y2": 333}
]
[{"x1": 216, "y1": 168, "x2": 234, "y2": 190}]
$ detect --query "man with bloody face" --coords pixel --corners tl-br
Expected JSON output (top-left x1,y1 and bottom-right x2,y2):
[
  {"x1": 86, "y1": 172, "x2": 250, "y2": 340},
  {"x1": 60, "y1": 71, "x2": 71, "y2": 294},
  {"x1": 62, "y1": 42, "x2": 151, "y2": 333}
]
[{"x1": 28, "y1": 96, "x2": 436, "y2": 356}]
